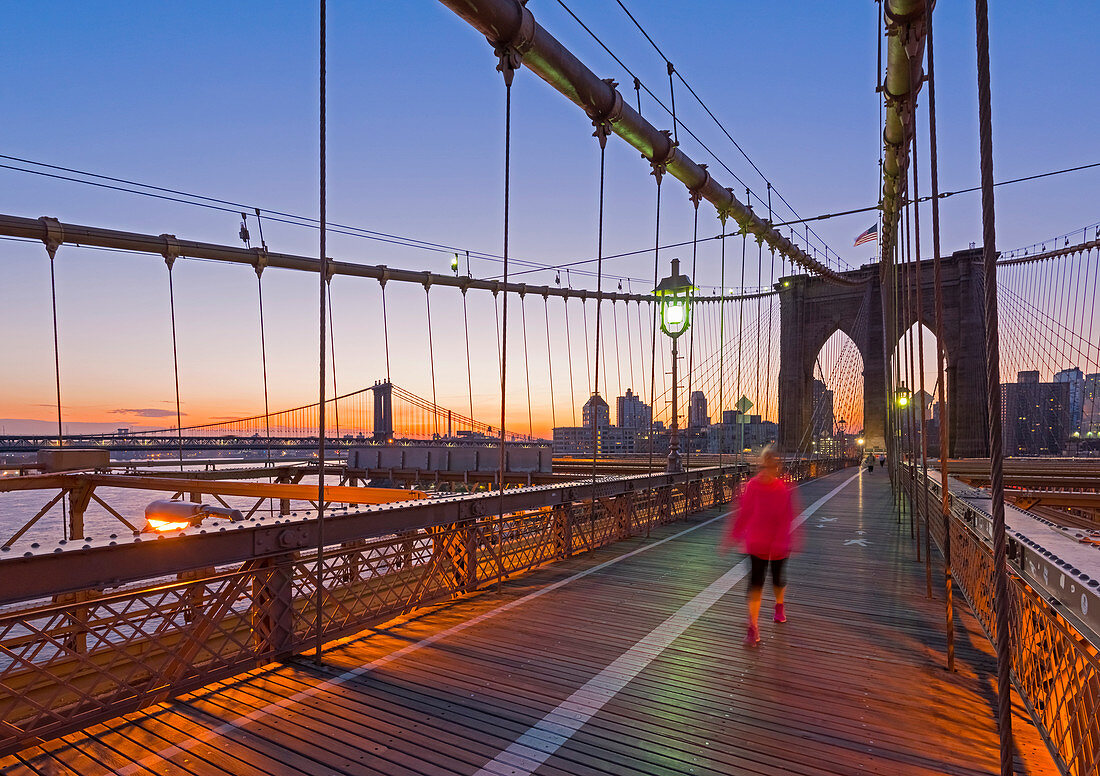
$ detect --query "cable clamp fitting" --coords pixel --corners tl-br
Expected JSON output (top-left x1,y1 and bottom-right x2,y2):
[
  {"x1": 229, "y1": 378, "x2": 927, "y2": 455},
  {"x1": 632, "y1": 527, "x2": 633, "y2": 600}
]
[
  {"x1": 647, "y1": 129, "x2": 677, "y2": 184},
  {"x1": 492, "y1": 1, "x2": 535, "y2": 87},
  {"x1": 254, "y1": 247, "x2": 269, "y2": 277},
  {"x1": 687, "y1": 165, "x2": 710, "y2": 208},
  {"x1": 160, "y1": 233, "x2": 180, "y2": 271},
  {"x1": 38, "y1": 216, "x2": 65, "y2": 260},
  {"x1": 587, "y1": 79, "x2": 623, "y2": 149}
]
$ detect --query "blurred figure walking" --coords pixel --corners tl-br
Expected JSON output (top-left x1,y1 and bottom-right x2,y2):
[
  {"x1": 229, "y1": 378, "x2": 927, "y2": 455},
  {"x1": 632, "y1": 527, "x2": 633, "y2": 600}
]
[{"x1": 724, "y1": 446, "x2": 800, "y2": 647}]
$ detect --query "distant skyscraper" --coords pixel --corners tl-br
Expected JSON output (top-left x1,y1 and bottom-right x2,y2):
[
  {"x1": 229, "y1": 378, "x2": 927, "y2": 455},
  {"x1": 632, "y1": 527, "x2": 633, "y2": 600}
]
[
  {"x1": 1084, "y1": 373, "x2": 1100, "y2": 437},
  {"x1": 616, "y1": 389, "x2": 651, "y2": 429},
  {"x1": 811, "y1": 379, "x2": 834, "y2": 437},
  {"x1": 688, "y1": 391, "x2": 709, "y2": 428},
  {"x1": 1053, "y1": 367, "x2": 1085, "y2": 434},
  {"x1": 582, "y1": 393, "x2": 610, "y2": 428},
  {"x1": 1002, "y1": 372, "x2": 1070, "y2": 455}
]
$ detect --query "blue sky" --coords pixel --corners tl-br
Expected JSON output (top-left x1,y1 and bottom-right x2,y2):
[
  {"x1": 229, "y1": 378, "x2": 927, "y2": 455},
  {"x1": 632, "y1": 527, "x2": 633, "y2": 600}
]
[{"x1": 1, "y1": 1, "x2": 1096, "y2": 434}]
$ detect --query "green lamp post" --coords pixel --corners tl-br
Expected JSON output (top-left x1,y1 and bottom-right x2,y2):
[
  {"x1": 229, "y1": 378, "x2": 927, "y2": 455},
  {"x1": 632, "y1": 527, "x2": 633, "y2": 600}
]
[{"x1": 654, "y1": 258, "x2": 694, "y2": 473}]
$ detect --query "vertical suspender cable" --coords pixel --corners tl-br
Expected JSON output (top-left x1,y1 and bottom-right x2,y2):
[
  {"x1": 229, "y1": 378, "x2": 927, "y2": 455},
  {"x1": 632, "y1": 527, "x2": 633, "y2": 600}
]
[
  {"x1": 256, "y1": 272, "x2": 272, "y2": 463},
  {"x1": 464, "y1": 290, "x2": 476, "y2": 432},
  {"x1": 975, "y1": 1, "x2": 1014, "y2": 769},
  {"x1": 45, "y1": 246, "x2": 64, "y2": 448},
  {"x1": 738, "y1": 203, "x2": 748, "y2": 465},
  {"x1": 328, "y1": 283, "x2": 339, "y2": 437},
  {"x1": 314, "y1": 0, "x2": 328, "y2": 660},
  {"x1": 591, "y1": 139, "x2": 607, "y2": 500},
  {"x1": 165, "y1": 261, "x2": 184, "y2": 471},
  {"x1": 521, "y1": 293, "x2": 533, "y2": 439},
  {"x1": 684, "y1": 196, "x2": 700, "y2": 471},
  {"x1": 717, "y1": 218, "x2": 727, "y2": 471},
  {"x1": 646, "y1": 176, "x2": 663, "y2": 475},
  {"x1": 496, "y1": 59, "x2": 515, "y2": 583},
  {"x1": 564, "y1": 297, "x2": 577, "y2": 426},
  {"x1": 381, "y1": 281, "x2": 392, "y2": 382},
  {"x1": 425, "y1": 286, "x2": 438, "y2": 438},
  {"x1": 912, "y1": 119, "x2": 933, "y2": 596},
  {"x1": 765, "y1": 184, "x2": 775, "y2": 428},
  {"x1": 927, "y1": 0, "x2": 954, "y2": 658},
  {"x1": 544, "y1": 295, "x2": 556, "y2": 431}
]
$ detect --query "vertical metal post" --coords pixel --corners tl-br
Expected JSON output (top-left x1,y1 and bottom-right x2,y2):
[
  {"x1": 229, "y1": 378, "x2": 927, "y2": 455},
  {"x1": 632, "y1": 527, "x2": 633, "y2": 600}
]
[{"x1": 668, "y1": 336, "x2": 682, "y2": 473}]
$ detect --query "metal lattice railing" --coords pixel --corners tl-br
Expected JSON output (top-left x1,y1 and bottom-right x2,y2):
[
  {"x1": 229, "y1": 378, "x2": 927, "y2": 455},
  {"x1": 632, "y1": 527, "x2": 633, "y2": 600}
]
[
  {"x1": 2, "y1": 461, "x2": 814, "y2": 757},
  {"x1": 905, "y1": 467, "x2": 1100, "y2": 775}
]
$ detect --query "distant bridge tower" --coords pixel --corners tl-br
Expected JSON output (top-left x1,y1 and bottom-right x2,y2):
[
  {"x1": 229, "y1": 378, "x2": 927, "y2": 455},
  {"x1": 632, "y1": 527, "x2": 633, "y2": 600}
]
[
  {"x1": 778, "y1": 248, "x2": 990, "y2": 457},
  {"x1": 372, "y1": 381, "x2": 393, "y2": 441}
]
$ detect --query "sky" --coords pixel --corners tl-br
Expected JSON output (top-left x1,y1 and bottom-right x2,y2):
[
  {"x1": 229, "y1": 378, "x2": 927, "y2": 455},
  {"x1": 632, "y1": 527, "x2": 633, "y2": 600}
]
[{"x1": 1, "y1": 1, "x2": 1097, "y2": 437}]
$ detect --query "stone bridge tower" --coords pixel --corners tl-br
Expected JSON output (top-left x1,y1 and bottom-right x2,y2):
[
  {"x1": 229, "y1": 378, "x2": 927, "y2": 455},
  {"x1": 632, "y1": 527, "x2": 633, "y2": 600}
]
[{"x1": 777, "y1": 248, "x2": 990, "y2": 457}]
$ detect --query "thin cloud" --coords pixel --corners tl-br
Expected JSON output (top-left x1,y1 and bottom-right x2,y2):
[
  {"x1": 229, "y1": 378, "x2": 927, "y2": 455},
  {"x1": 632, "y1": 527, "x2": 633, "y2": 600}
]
[{"x1": 109, "y1": 408, "x2": 186, "y2": 418}]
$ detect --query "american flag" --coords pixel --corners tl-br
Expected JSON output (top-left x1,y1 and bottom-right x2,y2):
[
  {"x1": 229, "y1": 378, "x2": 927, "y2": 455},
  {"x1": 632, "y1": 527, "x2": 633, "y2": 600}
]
[{"x1": 853, "y1": 223, "x2": 878, "y2": 247}]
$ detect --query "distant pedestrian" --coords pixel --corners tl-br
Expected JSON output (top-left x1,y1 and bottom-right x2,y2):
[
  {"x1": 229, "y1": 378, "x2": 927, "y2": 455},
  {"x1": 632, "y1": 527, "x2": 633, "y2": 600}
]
[
  {"x1": 864, "y1": 452, "x2": 875, "y2": 472},
  {"x1": 722, "y1": 445, "x2": 800, "y2": 647}
]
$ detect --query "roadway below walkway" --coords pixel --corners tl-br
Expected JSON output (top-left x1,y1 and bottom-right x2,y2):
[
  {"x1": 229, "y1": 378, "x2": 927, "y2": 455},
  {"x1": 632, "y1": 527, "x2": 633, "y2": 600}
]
[{"x1": 3, "y1": 467, "x2": 1058, "y2": 775}]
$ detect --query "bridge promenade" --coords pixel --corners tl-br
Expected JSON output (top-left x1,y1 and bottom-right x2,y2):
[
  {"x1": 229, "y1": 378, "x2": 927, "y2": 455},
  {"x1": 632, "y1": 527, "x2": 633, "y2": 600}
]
[{"x1": 1, "y1": 468, "x2": 1058, "y2": 775}]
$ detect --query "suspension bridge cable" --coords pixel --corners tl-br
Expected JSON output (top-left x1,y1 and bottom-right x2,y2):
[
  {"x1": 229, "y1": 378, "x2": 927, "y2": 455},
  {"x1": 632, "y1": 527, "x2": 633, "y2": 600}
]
[
  {"x1": 683, "y1": 196, "x2": 700, "y2": 470},
  {"x1": 380, "y1": 282, "x2": 392, "y2": 381},
  {"x1": 464, "y1": 290, "x2": 476, "y2": 434},
  {"x1": 912, "y1": 116, "x2": 933, "y2": 597},
  {"x1": 591, "y1": 134, "x2": 608, "y2": 498},
  {"x1": 610, "y1": 0, "x2": 847, "y2": 269},
  {"x1": 255, "y1": 270, "x2": 273, "y2": 464},
  {"x1": 520, "y1": 293, "x2": 533, "y2": 439},
  {"x1": 544, "y1": 295, "x2": 556, "y2": 431},
  {"x1": 925, "y1": 0, "x2": 955, "y2": 670},
  {"x1": 42, "y1": 238, "x2": 64, "y2": 449},
  {"x1": 551, "y1": 1, "x2": 845, "y2": 269},
  {"x1": 717, "y1": 222, "x2": 727, "y2": 467},
  {"x1": 646, "y1": 173, "x2": 663, "y2": 476},
  {"x1": 564, "y1": 296, "x2": 577, "y2": 426},
  {"x1": 314, "y1": 0, "x2": 328, "y2": 661},
  {"x1": 164, "y1": 260, "x2": 185, "y2": 472},
  {"x1": 425, "y1": 286, "x2": 439, "y2": 439},
  {"x1": 495, "y1": 51, "x2": 517, "y2": 582},
  {"x1": 327, "y1": 280, "x2": 340, "y2": 437},
  {"x1": 737, "y1": 218, "x2": 747, "y2": 464}
]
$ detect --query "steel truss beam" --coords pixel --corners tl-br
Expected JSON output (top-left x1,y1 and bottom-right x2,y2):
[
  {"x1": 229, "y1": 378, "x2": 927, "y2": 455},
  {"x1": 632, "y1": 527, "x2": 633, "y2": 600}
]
[{"x1": 0, "y1": 213, "x2": 775, "y2": 304}]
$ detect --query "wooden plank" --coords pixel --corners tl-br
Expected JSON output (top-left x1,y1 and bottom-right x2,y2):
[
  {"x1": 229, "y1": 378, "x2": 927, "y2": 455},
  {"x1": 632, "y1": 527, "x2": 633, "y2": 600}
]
[{"x1": 0, "y1": 469, "x2": 1060, "y2": 776}]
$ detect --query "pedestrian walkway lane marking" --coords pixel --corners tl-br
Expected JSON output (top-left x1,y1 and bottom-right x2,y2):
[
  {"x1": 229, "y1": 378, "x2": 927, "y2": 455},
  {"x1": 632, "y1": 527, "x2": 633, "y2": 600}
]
[{"x1": 474, "y1": 469, "x2": 863, "y2": 776}]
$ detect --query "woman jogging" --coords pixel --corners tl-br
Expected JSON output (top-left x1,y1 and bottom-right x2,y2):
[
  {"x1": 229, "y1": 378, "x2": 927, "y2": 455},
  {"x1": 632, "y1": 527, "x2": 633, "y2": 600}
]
[{"x1": 723, "y1": 446, "x2": 800, "y2": 647}]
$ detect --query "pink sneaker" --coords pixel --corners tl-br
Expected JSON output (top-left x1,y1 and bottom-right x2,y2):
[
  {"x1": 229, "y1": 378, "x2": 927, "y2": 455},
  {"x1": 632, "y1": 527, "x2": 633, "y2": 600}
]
[
  {"x1": 774, "y1": 603, "x2": 787, "y2": 623},
  {"x1": 743, "y1": 624, "x2": 761, "y2": 647}
]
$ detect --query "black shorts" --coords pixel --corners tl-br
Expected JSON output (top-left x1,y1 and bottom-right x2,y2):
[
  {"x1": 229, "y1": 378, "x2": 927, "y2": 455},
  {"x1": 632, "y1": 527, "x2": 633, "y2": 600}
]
[{"x1": 749, "y1": 555, "x2": 787, "y2": 589}]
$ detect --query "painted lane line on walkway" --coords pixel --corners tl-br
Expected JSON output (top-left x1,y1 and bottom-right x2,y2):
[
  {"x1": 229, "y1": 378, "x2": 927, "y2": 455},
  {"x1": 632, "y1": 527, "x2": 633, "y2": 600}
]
[
  {"x1": 474, "y1": 469, "x2": 862, "y2": 776},
  {"x1": 122, "y1": 473, "x2": 844, "y2": 774}
]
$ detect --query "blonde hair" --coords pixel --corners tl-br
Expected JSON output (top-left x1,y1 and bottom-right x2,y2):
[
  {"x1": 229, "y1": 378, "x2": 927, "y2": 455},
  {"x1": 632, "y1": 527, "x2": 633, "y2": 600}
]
[{"x1": 759, "y1": 444, "x2": 779, "y2": 466}]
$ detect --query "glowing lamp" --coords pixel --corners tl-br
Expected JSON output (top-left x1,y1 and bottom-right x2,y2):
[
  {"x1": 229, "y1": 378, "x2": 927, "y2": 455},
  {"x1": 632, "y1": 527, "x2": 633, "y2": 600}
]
[
  {"x1": 895, "y1": 386, "x2": 912, "y2": 408},
  {"x1": 451, "y1": 254, "x2": 460, "y2": 275},
  {"x1": 143, "y1": 499, "x2": 245, "y2": 533},
  {"x1": 856, "y1": 437, "x2": 865, "y2": 446},
  {"x1": 653, "y1": 258, "x2": 694, "y2": 339}
]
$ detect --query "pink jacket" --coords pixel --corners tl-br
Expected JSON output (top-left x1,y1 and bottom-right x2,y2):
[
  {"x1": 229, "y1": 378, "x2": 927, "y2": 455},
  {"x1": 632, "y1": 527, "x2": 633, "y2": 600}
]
[{"x1": 725, "y1": 475, "x2": 800, "y2": 560}]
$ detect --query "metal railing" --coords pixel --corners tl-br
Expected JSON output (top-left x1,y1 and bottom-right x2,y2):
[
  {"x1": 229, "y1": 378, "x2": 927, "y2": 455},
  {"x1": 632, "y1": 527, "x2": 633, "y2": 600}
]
[{"x1": 903, "y1": 466, "x2": 1100, "y2": 775}]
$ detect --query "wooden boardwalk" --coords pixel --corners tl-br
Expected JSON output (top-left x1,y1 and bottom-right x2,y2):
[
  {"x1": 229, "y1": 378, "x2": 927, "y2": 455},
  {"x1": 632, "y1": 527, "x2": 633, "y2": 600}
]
[{"x1": 3, "y1": 468, "x2": 1059, "y2": 775}]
